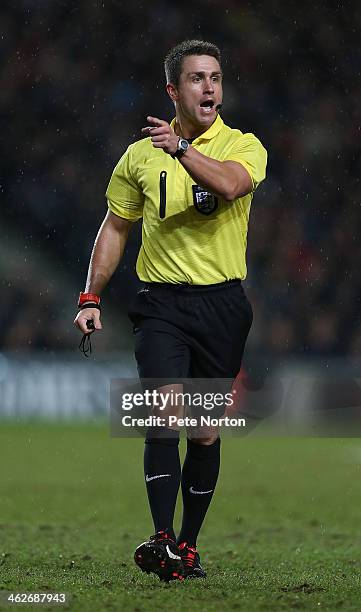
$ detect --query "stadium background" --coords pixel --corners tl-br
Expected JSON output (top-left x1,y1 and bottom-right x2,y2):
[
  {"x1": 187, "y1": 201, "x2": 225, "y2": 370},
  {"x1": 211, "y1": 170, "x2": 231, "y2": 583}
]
[{"x1": 1, "y1": 3, "x2": 361, "y2": 610}]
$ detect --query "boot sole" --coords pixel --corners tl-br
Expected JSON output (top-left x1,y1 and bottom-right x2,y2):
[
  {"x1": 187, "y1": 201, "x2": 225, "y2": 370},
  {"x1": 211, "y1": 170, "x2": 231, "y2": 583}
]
[{"x1": 134, "y1": 541, "x2": 185, "y2": 581}]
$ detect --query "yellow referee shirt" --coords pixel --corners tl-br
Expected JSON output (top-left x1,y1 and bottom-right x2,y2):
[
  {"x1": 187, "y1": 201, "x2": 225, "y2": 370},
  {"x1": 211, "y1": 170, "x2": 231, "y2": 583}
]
[{"x1": 106, "y1": 114, "x2": 267, "y2": 284}]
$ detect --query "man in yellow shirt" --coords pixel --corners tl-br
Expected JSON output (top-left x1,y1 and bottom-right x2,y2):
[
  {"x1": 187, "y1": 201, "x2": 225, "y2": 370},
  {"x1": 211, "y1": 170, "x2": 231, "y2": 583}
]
[{"x1": 74, "y1": 39, "x2": 267, "y2": 581}]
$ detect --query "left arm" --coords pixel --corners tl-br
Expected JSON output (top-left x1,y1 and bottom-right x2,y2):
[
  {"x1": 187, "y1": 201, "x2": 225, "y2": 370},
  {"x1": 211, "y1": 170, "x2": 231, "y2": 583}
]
[
  {"x1": 179, "y1": 148, "x2": 252, "y2": 202},
  {"x1": 142, "y1": 116, "x2": 253, "y2": 201}
]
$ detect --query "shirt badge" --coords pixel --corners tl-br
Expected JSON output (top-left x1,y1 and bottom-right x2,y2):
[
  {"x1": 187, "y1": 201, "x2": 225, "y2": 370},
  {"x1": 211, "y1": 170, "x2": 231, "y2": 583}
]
[{"x1": 192, "y1": 185, "x2": 218, "y2": 215}]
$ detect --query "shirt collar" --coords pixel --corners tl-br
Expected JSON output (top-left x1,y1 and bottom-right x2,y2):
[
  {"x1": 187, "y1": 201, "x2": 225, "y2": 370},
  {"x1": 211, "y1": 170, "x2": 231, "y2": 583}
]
[{"x1": 170, "y1": 113, "x2": 224, "y2": 144}]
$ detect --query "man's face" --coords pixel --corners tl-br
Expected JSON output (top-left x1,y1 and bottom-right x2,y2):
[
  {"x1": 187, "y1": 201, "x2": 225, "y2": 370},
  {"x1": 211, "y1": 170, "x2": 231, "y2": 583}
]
[{"x1": 172, "y1": 55, "x2": 223, "y2": 128}]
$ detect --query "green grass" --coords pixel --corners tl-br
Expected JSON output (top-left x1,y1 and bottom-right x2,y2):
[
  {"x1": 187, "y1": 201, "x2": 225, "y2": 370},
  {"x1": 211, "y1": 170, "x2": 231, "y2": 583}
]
[{"x1": 1, "y1": 424, "x2": 361, "y2": 611}]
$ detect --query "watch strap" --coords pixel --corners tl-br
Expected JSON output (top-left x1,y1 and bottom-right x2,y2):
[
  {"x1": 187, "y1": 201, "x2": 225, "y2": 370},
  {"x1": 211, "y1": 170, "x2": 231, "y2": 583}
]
[{"x1": 78, "y1": 302, "x2": 101, "y2": 311}]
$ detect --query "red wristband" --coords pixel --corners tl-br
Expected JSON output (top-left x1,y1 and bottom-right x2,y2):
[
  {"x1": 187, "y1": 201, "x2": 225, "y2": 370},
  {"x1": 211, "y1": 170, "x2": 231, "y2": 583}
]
[{"x1": 78, "y1": 292, "x2": 101, "y2": 307}]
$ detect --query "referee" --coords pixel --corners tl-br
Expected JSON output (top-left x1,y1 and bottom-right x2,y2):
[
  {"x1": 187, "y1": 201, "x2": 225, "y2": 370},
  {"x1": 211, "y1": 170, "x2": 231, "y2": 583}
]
[{"x1": 74, "y1": 40, "x2": 267, "y2": 581}]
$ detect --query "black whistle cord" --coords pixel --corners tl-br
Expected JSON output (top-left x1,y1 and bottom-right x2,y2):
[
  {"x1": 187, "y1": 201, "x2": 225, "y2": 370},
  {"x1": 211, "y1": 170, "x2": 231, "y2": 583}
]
[{"x1": 78, "y1": 319, "x2": 95, "y2": 358}]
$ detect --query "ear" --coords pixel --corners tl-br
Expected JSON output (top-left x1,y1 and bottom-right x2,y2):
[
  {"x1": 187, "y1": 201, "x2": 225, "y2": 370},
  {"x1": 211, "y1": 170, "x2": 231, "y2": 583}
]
[{"x1": 166, "y1": 83, "x2": 179, "y2": 103}]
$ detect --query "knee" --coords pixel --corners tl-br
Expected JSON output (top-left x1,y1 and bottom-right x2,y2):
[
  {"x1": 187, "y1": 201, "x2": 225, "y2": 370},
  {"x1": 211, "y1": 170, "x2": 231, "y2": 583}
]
[
  {"x1": 189, "y1": 434, "x2": 220, "y2": 446},
  {"x1": 145, "y1": 426, "x2": 180, "y2": 446}
]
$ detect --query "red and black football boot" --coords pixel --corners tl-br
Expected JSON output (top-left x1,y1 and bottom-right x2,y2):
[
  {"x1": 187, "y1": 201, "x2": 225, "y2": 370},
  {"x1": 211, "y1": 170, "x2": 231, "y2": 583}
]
[
  {"x1": 134, "y1": 530, "x2": 185, "y2": 581},
  {"x1": 178, "y1": 542, "x2": 207, "y2": 578}
]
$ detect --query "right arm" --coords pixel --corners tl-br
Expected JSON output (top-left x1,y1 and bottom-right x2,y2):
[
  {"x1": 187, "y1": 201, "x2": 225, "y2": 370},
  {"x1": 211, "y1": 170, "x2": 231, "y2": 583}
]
[{"x1": 74, "y1": 210, "x2": 134, "y2": 334}]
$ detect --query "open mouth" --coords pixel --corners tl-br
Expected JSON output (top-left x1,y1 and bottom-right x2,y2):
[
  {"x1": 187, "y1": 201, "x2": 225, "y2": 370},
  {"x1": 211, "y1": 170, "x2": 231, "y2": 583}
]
[{"x1": 199, "y1": 100, "x2": 215, "y2": 113}]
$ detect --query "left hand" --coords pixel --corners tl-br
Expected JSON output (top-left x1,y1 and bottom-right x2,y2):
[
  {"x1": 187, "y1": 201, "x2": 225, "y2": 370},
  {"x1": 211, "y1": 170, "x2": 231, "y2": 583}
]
[{"x1": 141, "y1": 116, "x2": 179, "y2": 155}]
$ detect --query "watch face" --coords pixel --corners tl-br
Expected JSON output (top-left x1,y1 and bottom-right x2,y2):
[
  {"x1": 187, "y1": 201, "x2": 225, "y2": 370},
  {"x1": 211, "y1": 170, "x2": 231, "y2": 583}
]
[{"x1": 179, "y1": 138, "x2": 189, "y2": 151}]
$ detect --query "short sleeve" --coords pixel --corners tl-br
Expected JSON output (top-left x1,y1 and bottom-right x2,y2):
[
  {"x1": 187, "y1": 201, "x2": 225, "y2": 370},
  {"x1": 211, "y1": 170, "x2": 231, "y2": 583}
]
[
  {"x1": 105, "y1": 145, "x2": 144, "y2": 220},
  {"x1": 225, "y1": 133, "x2": 267, "y2": 191}
]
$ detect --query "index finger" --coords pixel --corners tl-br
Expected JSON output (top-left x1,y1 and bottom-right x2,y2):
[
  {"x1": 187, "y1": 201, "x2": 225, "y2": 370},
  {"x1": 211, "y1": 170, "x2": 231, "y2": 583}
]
[{"x1": 147, "y1": 116, "x2": 167, "y2": 127}]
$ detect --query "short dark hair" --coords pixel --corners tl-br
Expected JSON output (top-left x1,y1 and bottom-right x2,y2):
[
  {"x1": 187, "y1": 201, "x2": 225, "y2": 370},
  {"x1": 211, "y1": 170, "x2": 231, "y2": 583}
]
[{"x1": 164, "y1": 39, "x2": 221, "y2": 86}]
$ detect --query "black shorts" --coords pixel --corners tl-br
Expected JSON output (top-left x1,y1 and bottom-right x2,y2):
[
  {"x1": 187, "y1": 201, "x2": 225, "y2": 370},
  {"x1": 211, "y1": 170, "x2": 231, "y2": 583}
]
[{"x1": 128, "y1": 280, "x2": 253, "y2": 382}]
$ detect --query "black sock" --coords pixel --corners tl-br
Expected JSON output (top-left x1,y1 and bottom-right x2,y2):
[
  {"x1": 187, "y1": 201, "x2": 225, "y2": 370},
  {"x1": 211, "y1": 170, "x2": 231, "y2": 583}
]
[
  {"x1": 178, "y1": 437, "x2": 221, "y2": 548},
  {"x1": 144, "y1": 426, "x2": 180, "y2": 540}
]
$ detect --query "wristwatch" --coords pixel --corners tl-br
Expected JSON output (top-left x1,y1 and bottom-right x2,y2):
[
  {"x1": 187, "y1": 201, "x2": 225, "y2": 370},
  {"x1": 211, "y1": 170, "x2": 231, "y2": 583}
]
[{"x1": 171, "y1": 137, "x2": 190, "y2": 159}]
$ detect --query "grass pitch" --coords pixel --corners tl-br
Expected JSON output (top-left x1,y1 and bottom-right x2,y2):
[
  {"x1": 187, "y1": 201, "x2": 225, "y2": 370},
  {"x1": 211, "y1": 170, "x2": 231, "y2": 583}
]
[{"x1": 1, "y1": 423, "x2": 361, "y2": 611}]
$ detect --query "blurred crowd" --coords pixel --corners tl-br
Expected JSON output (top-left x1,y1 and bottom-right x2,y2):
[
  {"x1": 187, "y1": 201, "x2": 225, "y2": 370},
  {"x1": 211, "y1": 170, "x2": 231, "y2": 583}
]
[{"x1": 1, "y1": 0, "x2": 360, "y2": 358}]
